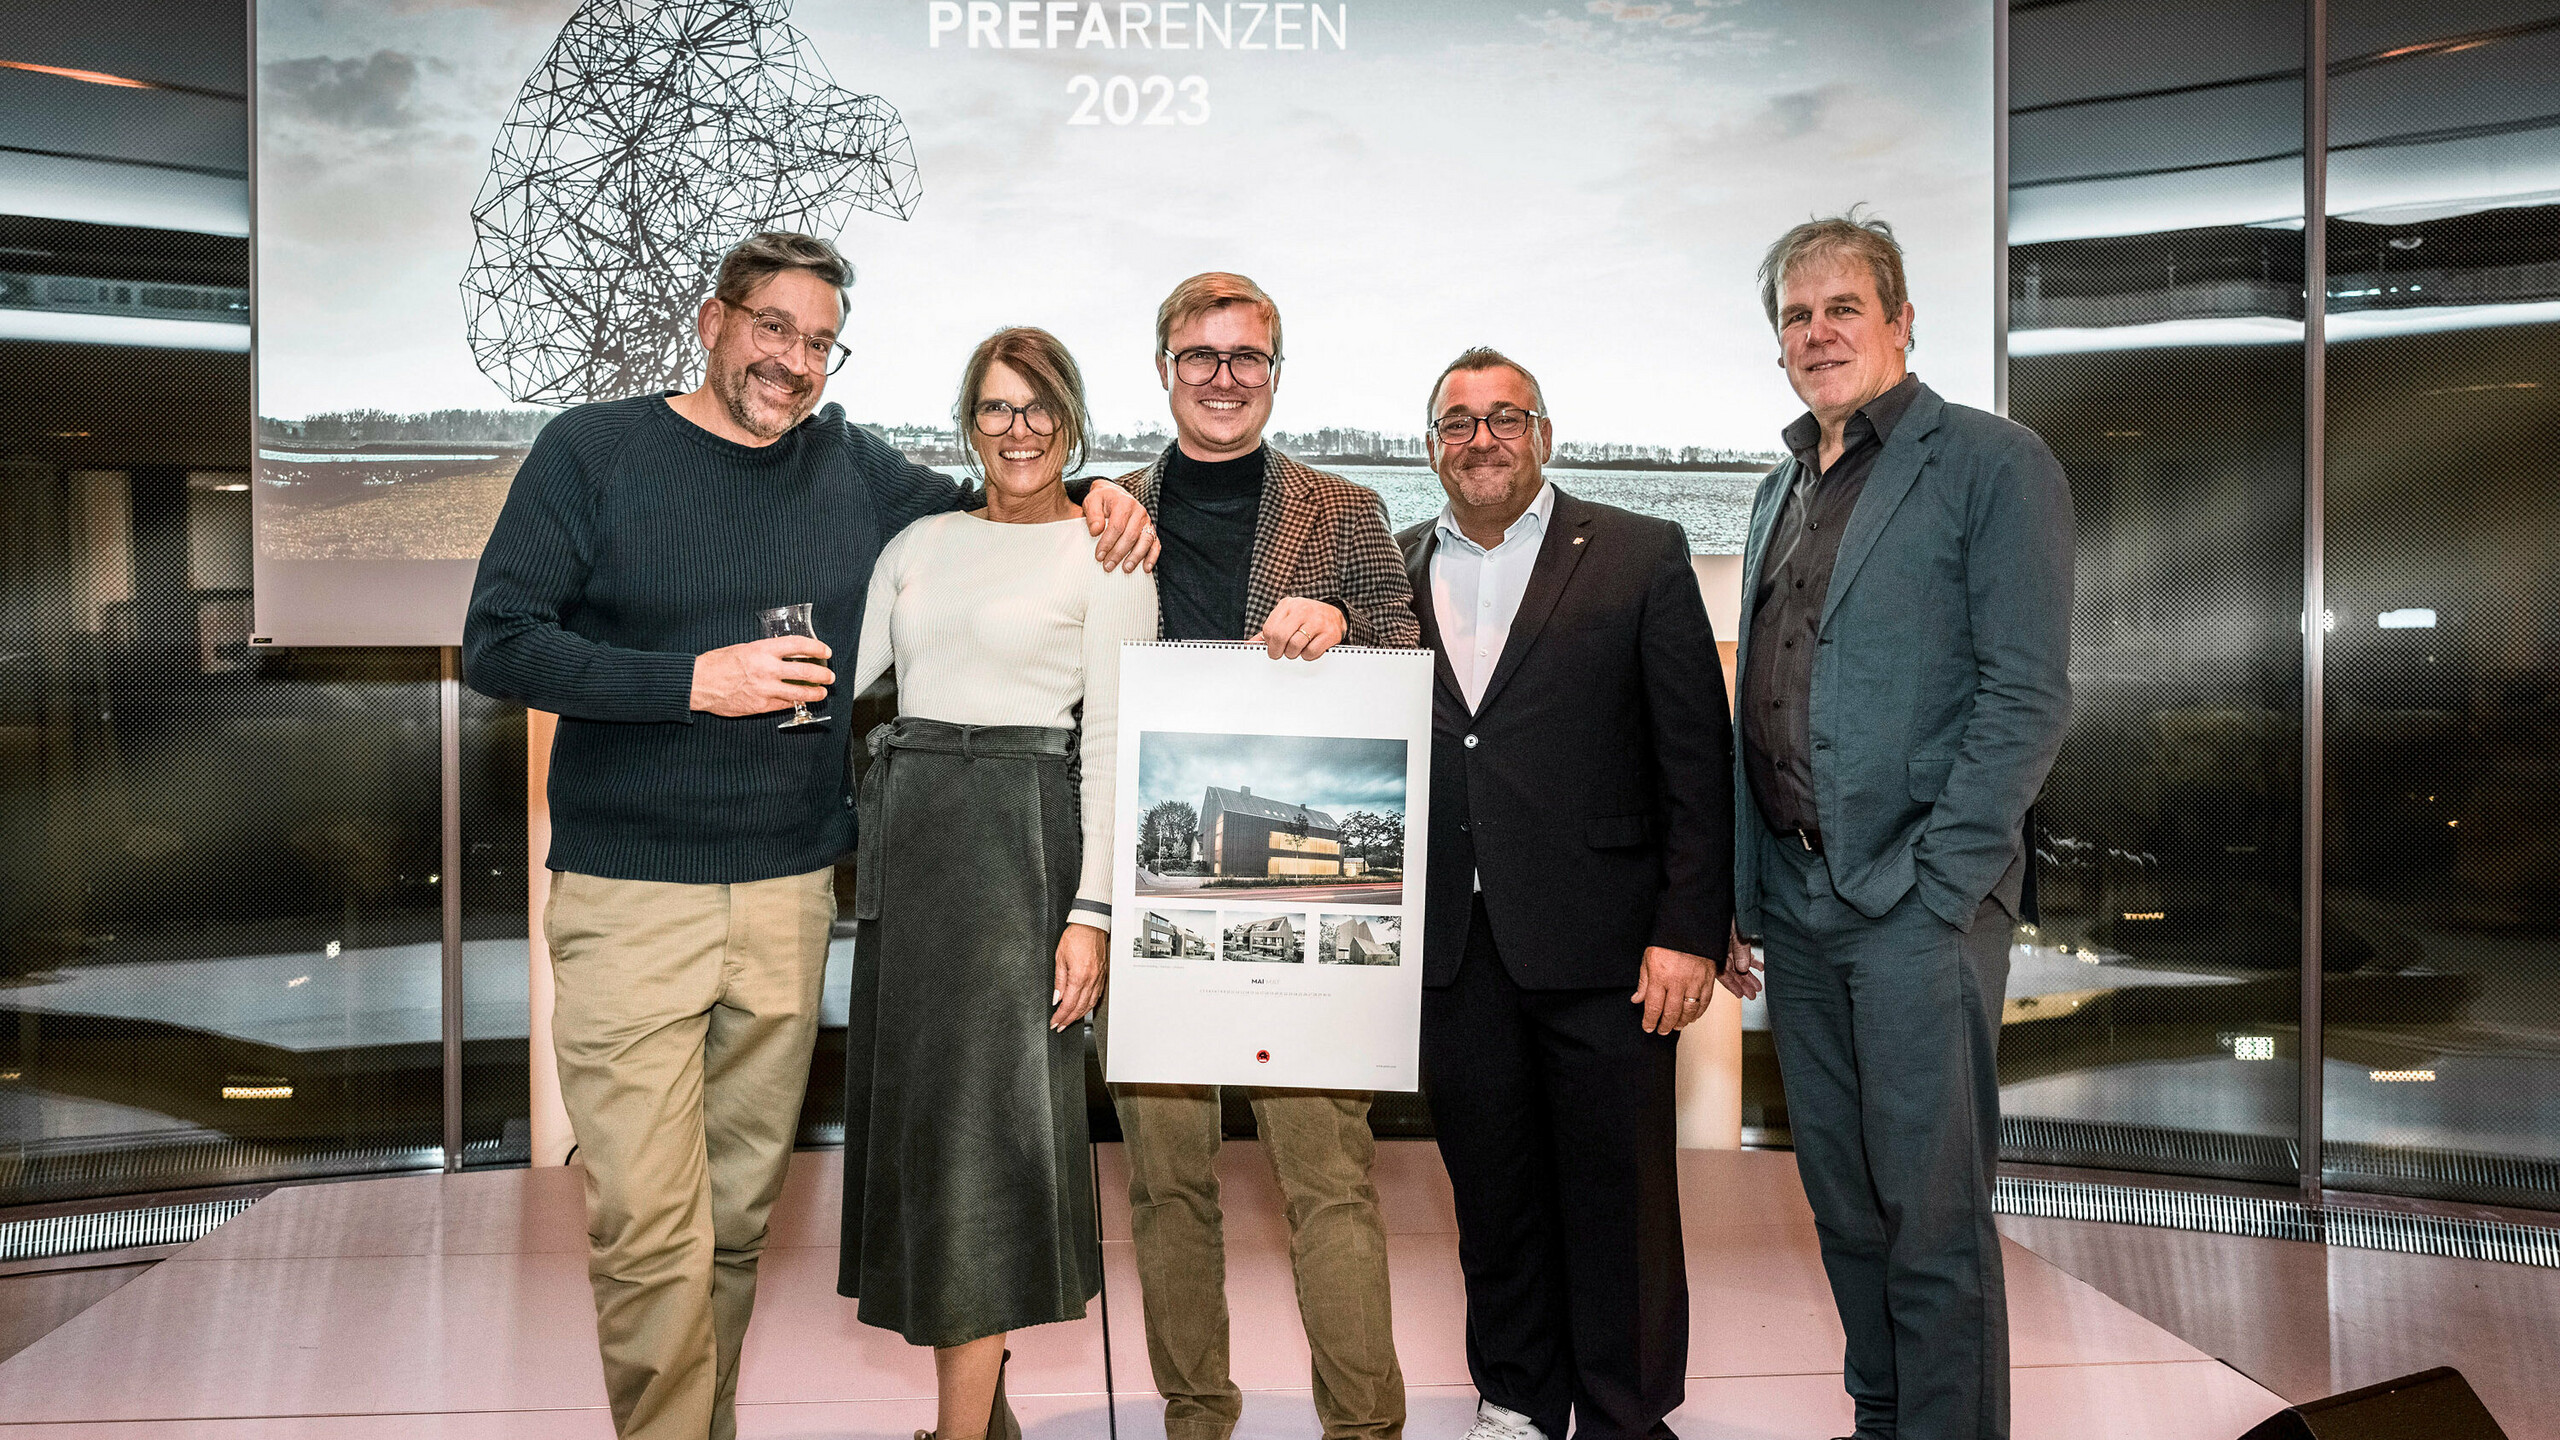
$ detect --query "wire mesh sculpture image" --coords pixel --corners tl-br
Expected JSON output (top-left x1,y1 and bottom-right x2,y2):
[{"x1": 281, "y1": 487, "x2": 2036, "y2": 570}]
[{"x1": 461, "y1": 0, "x2": 922, "y2": 407}]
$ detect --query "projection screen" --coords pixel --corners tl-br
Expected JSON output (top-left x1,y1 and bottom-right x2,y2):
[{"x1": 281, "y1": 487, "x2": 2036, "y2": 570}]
[{"x1": 250, "y1": 0, "x2": 1994, "y2": 647}]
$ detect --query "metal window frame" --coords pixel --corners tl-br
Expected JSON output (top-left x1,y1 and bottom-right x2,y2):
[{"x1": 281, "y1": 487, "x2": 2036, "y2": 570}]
[
  {"x1": 441, "y1": 648, "x2": 465, "y2": 1173},
  {"x1": 2299, "y1": 0, "x2": 2330, "y2": 1209}
]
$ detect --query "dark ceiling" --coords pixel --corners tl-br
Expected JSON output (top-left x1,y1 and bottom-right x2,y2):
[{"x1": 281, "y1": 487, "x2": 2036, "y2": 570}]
[{"x1": 1, "y1": 3, "x2": 247, "y2": 176}]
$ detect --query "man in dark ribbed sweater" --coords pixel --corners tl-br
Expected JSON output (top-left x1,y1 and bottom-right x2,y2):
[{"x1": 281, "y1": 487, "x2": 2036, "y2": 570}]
[{"x1": 463, "y1": 232, "x2": 1154, "y2": 1440}]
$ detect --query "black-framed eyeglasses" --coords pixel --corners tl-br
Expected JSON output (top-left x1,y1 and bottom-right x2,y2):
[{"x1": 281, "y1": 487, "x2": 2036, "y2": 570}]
[
  {"x1": 972, "y1": 399, "x2": 1060, "y2": 437},
  {"x1": 1432, "y1": 407, "x2": 1544, "y2": 446},
  {"x1": 1167, "y1": 347, "x2": 1279, "y2": 388},
  {"x1": 725, "y1": 301, "x2": 851, "y2": 375}
]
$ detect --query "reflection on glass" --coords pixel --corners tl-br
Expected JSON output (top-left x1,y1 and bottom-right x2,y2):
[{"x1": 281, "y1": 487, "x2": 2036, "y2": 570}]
[
  {"x1": 1, "y1": 627, "x2": 452, "y2": 1202},
  {"x1": 1, "y1": 457, "x2": 538, "y2": 1198},
  {"x1": 1998, "y1": 0, "x2": 2307, "y2": 1185},
  {"x1": 2319, "y1": 1, "x2": 2560, "y2": 1208}
]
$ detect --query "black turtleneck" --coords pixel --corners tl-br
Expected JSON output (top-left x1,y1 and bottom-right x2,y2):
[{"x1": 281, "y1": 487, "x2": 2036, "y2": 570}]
[{"x1": 1155, "y1": 443, "x2": 1267, "y2": 641}]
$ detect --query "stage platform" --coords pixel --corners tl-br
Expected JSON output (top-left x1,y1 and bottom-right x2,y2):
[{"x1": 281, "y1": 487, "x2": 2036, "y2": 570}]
[{"x1": 0, "y1": 1144, "x2": 2283, "y2": 1438}]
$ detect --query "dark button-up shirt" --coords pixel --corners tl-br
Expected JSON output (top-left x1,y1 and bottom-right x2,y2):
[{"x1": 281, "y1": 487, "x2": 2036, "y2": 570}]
[{"x1": 1741, "y1": 373, "x2": 1921, "y2": 840}]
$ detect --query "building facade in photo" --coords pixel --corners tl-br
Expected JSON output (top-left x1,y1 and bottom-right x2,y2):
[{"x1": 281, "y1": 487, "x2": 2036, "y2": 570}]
[
  {"x1": 1327, "y1": 919, "x2": 1397, "y2": 965},
  {"x1": 1225, "y1": 914, "x2": 1304, "y2": 963},
  {"x1": 1195, "y1": 785, "x2": 1344, "y2": 878},
  {"x1": 1142, "y1": 911, "x2": 1211, "y2": 958}
]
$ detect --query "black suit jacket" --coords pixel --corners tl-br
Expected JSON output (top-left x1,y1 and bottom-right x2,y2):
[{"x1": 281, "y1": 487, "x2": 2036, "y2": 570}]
[{"x1": 1399, "y1": 489, "x2": 1735, "y2": 989}]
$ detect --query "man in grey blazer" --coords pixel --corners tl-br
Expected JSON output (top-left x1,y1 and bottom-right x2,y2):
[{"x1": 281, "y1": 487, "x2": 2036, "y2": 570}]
[{"x1": 1719, "y1": 212, "x2": 2072, "y2": 1440}]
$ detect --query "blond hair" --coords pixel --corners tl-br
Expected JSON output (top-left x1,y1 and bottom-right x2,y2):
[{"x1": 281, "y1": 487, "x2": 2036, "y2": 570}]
[{"x1": 1154, "y1": 271, "x2": 1283, "y2": 358}]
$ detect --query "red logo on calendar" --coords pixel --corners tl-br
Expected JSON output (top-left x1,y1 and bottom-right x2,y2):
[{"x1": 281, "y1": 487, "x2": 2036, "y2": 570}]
[{"x1": 1256, "y1": 1050, "x2": 1271, "y2": 1064}]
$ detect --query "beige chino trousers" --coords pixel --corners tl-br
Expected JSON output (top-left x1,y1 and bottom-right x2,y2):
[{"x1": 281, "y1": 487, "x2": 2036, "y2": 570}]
[
  {"x1": 545, "y1": 867, "x2": 834, "y2": 1440},
  {"x1": 1109, "y1": 1083, "x2": 1407, "y2": 1440}
]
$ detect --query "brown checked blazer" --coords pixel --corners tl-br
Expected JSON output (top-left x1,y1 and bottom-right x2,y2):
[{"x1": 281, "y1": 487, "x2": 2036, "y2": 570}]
[{"x1": 1114, "y1": 446, "x2": 1422, "y2": 648}]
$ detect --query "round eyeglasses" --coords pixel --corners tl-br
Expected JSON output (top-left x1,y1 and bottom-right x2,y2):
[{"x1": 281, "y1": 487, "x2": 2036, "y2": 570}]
[
  {"x1": 725, "y1": 302, "x2": 852, "y2": 375},
  {"x1": 1432, "y1": 407, "x2": 1544, "y2": 446},
  {"x1": 973, "y1": 399, "x2": 1059, "y2": 437},
  {"x1": 1167, "y1": 347, "x2": 1278, "y2": 388}
]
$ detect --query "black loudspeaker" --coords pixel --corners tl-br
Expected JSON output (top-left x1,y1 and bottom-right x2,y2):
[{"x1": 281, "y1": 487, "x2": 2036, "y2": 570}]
[{"x1": 2239, "y1": 1367, "x2": 2509, "y2": 1439}]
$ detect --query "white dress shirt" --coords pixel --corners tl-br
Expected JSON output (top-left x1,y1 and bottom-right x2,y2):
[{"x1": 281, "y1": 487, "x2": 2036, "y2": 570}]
[{"x1": 1430, "y1": 482, "x2": 1556, "y2": 711}]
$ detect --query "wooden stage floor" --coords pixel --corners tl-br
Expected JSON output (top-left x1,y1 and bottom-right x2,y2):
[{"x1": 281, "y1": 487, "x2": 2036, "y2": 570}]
[{"x1": 0, "y1": 1144, "x2": 2285, "y2": 1438}]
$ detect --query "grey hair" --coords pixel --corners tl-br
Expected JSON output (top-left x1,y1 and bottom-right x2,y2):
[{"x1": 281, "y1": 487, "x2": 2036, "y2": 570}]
[
  {"x1": 1756, "y1": 206, "x2": 1914, "y2": 349},
  {"x1": 714, "y1": 231, "x2": 852, "y2": 315},
  {"x1": 1426, "y1": 346, "x2": 1548, "y2": 420}
]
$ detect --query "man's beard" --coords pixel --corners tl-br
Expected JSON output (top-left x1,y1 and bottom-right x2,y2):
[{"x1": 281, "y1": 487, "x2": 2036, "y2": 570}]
[
  {"x1": 711, "y1": 355, "x2": 816, "y2": 440},
  {"x1": 1453, "y1": 456, "x2": 1523, "y2": 509}
]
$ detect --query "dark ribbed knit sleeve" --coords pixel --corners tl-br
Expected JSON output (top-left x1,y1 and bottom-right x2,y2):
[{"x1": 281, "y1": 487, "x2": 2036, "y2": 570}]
[
  {"x1": 461, "y1": 403, "x2": 699, "y2": 724},
  {"x1": 843, "y1": 417, "x2": 975, "y2": 535}
]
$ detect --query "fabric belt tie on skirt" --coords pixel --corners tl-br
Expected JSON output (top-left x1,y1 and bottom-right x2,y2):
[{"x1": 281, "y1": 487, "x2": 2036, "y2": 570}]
[{"x1": 854, "y1": 716, "x2": 1075, "y2": 920}]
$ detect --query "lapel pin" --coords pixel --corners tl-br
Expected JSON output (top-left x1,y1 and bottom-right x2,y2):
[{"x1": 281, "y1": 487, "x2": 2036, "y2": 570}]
[{"x1": 1573, "y1": 536, "x2": 1586, "y2": 546}]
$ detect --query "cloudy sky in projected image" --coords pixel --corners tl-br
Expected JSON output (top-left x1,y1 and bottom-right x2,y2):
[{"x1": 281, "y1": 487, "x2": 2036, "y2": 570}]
[
  {"x1": 254, "y1": 0, "x2": 1990, "y2": 447},
  {"x1": 1136, "y1": 732, "x2": 1407, "y2": 819}
]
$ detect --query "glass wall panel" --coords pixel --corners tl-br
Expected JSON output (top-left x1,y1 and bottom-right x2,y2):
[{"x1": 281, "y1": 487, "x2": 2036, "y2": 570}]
[
  {"x1": 460, "y1": 688, "x2": 530, "y2": 1169},
  {"x1": 0, "y1": 371, "x2": 454, "y2": 1201},
  {"x1": 2002, "y1": 0, "x2": 2307, "y2": 1185},
  {"x1": 0, "y1": 225, "x2": 521, "y2": 1201},
  {"x1": 2320, "y1": 1, "x2": 2560, "y2": 1209}
]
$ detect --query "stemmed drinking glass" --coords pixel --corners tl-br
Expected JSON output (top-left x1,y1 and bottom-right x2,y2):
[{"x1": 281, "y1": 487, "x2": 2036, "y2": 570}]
[{"x1": 757, "y1": 602, "x2": 830, "y2": 730}]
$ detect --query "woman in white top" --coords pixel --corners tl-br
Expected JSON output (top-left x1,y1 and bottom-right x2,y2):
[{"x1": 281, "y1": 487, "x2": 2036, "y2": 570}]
[{"x1": 835, "y1": 327, "x2": 1158, "y2": 1440}]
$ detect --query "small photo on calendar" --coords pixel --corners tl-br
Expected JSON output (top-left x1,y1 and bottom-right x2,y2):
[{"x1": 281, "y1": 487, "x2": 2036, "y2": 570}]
[{"x1": 1221, "y1": 912, "x2": 1308, "y2": 965}]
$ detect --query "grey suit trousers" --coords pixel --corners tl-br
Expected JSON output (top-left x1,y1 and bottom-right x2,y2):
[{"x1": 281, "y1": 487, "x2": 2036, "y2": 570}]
[{"x1": 1758, "y1": 834, "x2": 2011, "y2": 1440}]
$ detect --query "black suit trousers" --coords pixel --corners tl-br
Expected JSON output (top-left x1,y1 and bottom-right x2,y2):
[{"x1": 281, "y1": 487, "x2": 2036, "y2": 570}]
[{"x1": 1421, "y1": 896, "x2": 1687, "y2": 1440}]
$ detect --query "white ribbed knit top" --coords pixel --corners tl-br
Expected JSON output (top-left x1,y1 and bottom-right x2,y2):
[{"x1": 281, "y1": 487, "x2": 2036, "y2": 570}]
[{"x1": 850, "y1": 510, "x2": 1160, "y2": 930}]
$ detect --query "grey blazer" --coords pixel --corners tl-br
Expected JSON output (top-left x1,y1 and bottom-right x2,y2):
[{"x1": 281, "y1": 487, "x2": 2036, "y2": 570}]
[{"x1": 1732, "y1": 381, "x2": 2074, "y2": 935}]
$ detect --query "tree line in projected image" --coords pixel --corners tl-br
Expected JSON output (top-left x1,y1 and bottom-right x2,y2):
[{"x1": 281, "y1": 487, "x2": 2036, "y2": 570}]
[
  {"x1": 1137, "y1": 800, "x2": 1403, "y2": 874},
  {"x1": 262, "y1": 409, "x2": 557, "y2": 444}
]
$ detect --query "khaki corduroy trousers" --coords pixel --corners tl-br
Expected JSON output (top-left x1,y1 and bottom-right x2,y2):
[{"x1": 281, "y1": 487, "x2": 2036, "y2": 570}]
[
  {"x1": 1109, "y1": 1082, "x2": 1407, "y2": 1440},
  {"x1": 545, "y1": 866, "x2": 834, "y2": 1440}
]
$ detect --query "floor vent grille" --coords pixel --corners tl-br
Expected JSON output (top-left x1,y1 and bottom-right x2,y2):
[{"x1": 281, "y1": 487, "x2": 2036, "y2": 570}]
[
  {"x1": 2001, "y1": 1116, "x2": 2298, "y2": 1183},
  {"x1": 2000, "y1": 1117, "x2": 2560, "y2": 1210},
  {"x1": 0, "y1": 1198, "x2": 254, "y2": 1264},
  {"x1": 0, "y1": 1133, "x2": 538, "y2": 1209},
  {"x1": 0, "y1": 1134, "x2": 444, "y2": 1206},
  {"x1": 1994, "y1": 1175, "x2": 2560, "y2": 1269}
]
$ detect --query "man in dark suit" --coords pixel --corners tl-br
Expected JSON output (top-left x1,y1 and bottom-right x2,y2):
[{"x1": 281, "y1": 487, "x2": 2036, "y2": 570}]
[
  {"x1": 1397, "y1": 347, "x2": 1735, "y2": 1440},
  {"x1": 1719, "y1": 212, "x2": 2073, "y2": 1440}
]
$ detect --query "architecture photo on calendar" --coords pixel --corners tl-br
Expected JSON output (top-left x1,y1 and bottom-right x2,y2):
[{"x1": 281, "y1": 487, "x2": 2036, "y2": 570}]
[{"x1": 1132, "y1": 729, "x2": 1408, "y2": 908}]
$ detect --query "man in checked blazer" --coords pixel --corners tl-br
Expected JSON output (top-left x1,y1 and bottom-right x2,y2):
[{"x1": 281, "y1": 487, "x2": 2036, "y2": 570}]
[
  {"x1": 1398, "y1": 347, "x2": 1734, "y2": 1440},
  {"x1": 1106, "y1": 272, "x2": 1420, "y2": 1440}
]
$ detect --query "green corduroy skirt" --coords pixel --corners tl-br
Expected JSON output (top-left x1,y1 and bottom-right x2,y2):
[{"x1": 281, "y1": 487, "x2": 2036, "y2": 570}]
[{"x1": 837, "y1": 716, "x2": 1103, "y2": 1347}]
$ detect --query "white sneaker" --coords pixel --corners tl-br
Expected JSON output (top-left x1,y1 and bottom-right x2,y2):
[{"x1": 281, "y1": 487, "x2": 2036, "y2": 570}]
[{"x1": 1462, "y1": 1399, "x2": 1545, "y2": 1440}]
